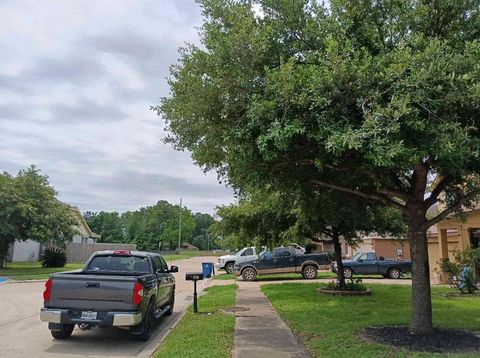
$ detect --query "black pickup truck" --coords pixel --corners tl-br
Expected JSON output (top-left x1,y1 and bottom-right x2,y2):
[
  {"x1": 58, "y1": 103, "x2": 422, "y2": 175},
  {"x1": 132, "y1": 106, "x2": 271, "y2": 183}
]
[
  {"x1": 40, "y1": 250, "x2": 178, "y2": 341},
  {"x1": 233, "y1": 247, "x2": 330, "y2": 281}
]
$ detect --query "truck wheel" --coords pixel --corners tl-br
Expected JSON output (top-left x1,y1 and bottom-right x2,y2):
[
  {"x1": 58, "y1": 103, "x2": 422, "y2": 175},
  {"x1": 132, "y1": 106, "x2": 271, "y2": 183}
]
[
  {"x1": 302, "y1": 265, "x2": 318, "y2": 279},
  {"x1": 388, "y1": 268, "x2": 401, "y2": 279},
  {"x1": 343, "y1": 268, "x2": 353, "y2": 279},
  {"x1": 225, "y1": 262, "x2": 235, "y2": 274},
  {"x1": 242, "y1": 268, "x2": 257, "y2": 281},
  {"x1": 51, "y1": 324, "x2": 75, "y2": 339},
  {"x1": 165, "y1": 288, "x2": 175, "y2": 316},
  {"x1": 135, "y1": 302, "x2": 154, "y2": 341}
]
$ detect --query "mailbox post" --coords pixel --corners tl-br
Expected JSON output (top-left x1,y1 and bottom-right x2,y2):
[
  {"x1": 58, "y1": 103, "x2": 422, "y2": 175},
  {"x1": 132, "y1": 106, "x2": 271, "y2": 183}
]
[{"x1": 185, "y1": 272, "x2": 204, "y2": 313}]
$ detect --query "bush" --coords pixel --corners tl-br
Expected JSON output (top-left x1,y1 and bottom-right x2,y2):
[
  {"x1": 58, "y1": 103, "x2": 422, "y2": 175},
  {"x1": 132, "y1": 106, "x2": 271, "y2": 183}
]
[
  {"x1": 42, "y1": 247, "x2": 67, "y2": 268},
  {"x1": 439, "y1": 247, "x2": 480, "y2": 294},
  {"x1": 327, "y1": 278, "x2": 367, "y2": 292}
]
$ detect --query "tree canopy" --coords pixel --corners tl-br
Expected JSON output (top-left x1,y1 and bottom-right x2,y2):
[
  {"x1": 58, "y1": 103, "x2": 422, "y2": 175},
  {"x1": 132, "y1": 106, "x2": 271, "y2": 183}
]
[
  {"x1": 85, "y1": 201, "x2": 217, "y2": 251},
  {"x1": 157, "y1": 0, "x2": 480, "y2": 334},
  {"x1": 0, "y1": 166, "x2": 76, "y2": 268}
]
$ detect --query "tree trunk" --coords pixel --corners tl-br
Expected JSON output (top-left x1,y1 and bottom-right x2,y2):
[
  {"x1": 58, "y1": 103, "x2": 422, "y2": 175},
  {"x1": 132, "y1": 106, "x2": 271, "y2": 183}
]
[
  {"x1": 332, "y1": 227, "x2": 346, "y2": 290},
  {"x1": 0, "y1": 237, "x2": 11, "y2": 269},
  {"x1": 408, "y1": 224, "x2": 433, "y2": 335}
]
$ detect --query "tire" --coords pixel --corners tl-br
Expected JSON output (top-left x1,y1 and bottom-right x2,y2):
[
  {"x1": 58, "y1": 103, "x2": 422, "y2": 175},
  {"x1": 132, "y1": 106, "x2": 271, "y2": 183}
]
[
  {"x1": 388, "y1": 268, "x2": 401, "y2": 279},
  {"x1": 225, "y1": 262, "x2": 235, "y2": 274},
  {"x1": 135, "y1": 302, "x2": 154, "y2": 342},
  {"x1": 165, "y1": 288, "x2": 175, "y2": 316},
  {"x1": 343, "y1": 268, "x2": 353, "y2": 279},
  {"x1": 302, "y1": 265, "x2": 318, "y2": 279},
  {"x1": 51, "y1": 324, "x2": 75, "y2": 339},
  {"x1": 241, "y1": 267, "x2": 257, "y2": 281}
]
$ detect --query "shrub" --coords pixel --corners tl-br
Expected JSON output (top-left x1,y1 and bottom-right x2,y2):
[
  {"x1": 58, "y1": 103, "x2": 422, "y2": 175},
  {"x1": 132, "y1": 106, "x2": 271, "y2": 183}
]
[
  {"x1": 327, "y1": 278, "x2": 367, "y2": 292},
  {"x1": 42, "y1": 247, "x2": 67, "y2": 268},
  {"x1": 439, "y1": 247, "x2": 480, "y2": 294}
]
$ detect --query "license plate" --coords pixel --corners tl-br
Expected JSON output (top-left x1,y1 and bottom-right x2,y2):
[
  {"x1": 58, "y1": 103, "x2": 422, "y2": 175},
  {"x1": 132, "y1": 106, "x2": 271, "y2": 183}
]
[{"x1": 81, "y1": 311, "x2": 97, "y2": 320}]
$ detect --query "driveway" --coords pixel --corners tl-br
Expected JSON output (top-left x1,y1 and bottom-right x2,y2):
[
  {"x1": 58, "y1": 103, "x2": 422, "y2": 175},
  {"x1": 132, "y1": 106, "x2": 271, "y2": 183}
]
[{"x1": 0, "y1": 255, "x2": 217, "y2": 358}]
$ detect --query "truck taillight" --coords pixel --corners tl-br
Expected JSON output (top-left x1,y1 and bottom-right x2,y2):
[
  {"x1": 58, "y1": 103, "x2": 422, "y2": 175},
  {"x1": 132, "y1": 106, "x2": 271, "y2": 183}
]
[
  {"x1": 43, "y1": 278, "x2": 52, "y2": 302},
  {"x1": 133, "y1": 282, "x2": 144, "y2": 305},
  {"x1": 113, "y1": 250, "x2": 131, "y2": 255}
]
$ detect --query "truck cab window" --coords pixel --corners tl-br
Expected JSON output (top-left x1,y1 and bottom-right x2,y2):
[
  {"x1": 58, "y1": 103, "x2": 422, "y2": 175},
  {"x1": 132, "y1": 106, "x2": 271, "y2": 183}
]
[{"x1": 242, "y1": 248, "x2": 254, "y2": 256}]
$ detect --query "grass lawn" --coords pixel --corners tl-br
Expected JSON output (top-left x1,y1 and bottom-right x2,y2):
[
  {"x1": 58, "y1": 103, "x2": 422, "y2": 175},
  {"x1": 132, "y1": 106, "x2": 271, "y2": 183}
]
[
  {"x1": 213, "y1": 271, "x2": 338, "y2": 281},
  {"x1": 154, "y1": 284, "x2": 237, "y2": 358},
  {"x1": 213, "y1": 273, "x2": 236, "y2": 280},
  {"x1": 0, "y1": 262, "x2": 84, "y2": 280},
  {"x1": 262, "y1": 283, "x2": 480, "y2": 358},
  {"x1": 163, "y1": 250, "x2": 224, "y2": 263}
]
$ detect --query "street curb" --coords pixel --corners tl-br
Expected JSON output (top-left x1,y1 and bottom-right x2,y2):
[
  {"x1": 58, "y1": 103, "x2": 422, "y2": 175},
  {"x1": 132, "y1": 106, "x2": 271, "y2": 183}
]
[
  {"x1": 5, "y1": 279, "x2": 47, "y2": 284},
  {"x1": 150, "y1": 308, "x2": 188, "y2": 357},
  {"x1": 149, "y1": 278, "x2": 213, "y2": 358}
]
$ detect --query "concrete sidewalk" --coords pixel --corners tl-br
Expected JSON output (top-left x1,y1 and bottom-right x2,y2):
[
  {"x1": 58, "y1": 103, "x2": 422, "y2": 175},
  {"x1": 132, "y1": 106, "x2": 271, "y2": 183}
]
[{"x1": 234, "y1": 281, "x2": 310, "y2": 358}]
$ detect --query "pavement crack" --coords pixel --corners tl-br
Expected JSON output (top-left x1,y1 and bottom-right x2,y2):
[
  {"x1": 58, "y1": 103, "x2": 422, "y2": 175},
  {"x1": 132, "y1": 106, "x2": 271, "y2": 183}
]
[{"x1": 0, "y1": 313, "x2": 38, "y2": 327}]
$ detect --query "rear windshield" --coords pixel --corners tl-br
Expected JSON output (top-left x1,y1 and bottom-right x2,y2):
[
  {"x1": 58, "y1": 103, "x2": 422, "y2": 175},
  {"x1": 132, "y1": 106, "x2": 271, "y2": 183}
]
[{"x1": 85, "y1": 255, "x2": 151, "y2": 274}]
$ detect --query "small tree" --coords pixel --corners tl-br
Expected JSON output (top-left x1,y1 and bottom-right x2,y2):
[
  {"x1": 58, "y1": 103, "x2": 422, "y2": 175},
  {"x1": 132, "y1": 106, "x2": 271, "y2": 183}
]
[{"x1": 0, "y1": 166, "x2": 76, "y2": 268}]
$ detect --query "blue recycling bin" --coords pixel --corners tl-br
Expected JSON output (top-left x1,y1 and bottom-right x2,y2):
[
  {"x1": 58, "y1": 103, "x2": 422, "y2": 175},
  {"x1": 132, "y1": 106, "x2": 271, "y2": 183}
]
[{"x1": 202, "y1": 262, "x2": 214, "y2": 278}]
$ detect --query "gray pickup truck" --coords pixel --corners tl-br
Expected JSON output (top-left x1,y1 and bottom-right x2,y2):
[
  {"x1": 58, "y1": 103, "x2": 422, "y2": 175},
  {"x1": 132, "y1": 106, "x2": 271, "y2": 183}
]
[
  {"x1": 40, "y1": 250, "x2": 178, "y2": 341},
  {"x1": 233, "y1": 247, "x2": 330, "y2": 281}
]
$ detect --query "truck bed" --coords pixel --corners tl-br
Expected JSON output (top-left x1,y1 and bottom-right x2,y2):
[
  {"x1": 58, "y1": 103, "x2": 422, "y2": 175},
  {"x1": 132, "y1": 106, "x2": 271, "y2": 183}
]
[{"x1": 47, "y1": 271, "x2": 149, "y2": 311}]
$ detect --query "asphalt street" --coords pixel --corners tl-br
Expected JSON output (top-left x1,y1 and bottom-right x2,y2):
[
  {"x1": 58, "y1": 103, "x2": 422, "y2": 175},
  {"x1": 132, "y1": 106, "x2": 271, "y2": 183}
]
[{"x1": 0, "y1": 255, "x2": 218, "y2": 358}]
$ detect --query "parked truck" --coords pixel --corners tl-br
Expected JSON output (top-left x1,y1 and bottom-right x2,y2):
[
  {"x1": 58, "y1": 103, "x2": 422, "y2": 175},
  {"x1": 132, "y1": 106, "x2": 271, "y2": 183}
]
[
  {"x1": 216, "y1": 247, "x2": 259, "y2": 273},
  {"x1": 233, "y1": 247, "x2": 330, "y2": 281},
  {"x1": 40, "y1": 250, "x2": 178, "y2": 341},
  {"x1": 331, "y1": 252, "x2": 412, "y2": 279}
]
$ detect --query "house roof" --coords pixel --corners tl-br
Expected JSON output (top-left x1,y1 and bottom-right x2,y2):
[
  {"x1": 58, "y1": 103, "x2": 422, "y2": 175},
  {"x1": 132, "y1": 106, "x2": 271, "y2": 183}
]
[{"x1": 67, "y1": 205, "x2": 100, "y2": 239}]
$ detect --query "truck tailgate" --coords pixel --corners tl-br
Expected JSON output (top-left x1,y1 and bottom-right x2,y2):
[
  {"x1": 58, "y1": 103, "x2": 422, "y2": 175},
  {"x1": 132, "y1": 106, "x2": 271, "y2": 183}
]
[{"x1": 48, "y1": 273, "x2": 138, "y2": 311}]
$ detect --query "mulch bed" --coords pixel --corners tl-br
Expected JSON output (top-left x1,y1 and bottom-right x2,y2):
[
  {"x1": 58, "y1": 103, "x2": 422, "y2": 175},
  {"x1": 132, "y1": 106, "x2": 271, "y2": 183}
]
[
  {"x1": 361, "y1": 326, "x2": 480, "y2": 353},
  {"x1": 317, "y1": 287, "x2": 372, "y2": 296}
]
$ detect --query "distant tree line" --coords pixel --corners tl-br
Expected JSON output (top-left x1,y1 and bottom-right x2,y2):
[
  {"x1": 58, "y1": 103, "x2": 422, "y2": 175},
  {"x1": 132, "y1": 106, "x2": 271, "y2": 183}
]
[{"x1": 84, "y1": 200, "x2": 218, "y2": 252}]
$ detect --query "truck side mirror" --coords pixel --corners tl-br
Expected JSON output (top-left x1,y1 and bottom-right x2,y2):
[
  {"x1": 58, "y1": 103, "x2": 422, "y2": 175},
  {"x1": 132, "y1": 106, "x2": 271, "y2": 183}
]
[
  {"x1": 170, "y1": 266, "x2": 179, "y2": 273},
  {"x1": 358, "y1": 259, "x2": 364, "y2": 262}
]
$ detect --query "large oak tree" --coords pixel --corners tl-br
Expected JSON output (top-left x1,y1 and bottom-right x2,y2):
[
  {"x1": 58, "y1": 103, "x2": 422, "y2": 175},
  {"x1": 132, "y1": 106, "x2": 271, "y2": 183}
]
[{"x1": 157, "y1": 0, "x2": 480, "y2": 334}]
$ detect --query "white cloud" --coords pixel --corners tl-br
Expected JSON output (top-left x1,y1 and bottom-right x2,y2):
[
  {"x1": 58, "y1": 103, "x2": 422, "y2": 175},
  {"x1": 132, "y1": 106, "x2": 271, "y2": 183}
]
[{"x1": 0, "y1": 0, "x2": 233, "y2": 214}]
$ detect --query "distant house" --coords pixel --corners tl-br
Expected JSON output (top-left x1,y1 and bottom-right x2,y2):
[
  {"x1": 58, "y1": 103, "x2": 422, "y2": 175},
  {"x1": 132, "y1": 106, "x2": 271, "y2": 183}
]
[
  {"x1": 181, "y1": 242, "x2": 199, "y2": 251},
  {"x1": 69, "y1": 207, "x2": 101, "y2": 244},
  {"x1": 7, "y1": 206, "x2": 100, "y2": 263},
  {"x1": 311, "y1": 232, "x2": 409, "y2": 260}
]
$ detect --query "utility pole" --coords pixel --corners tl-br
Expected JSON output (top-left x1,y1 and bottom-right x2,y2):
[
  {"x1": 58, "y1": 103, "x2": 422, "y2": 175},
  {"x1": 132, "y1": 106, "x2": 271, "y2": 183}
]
[{"x1": 177, "y1": 198, "x2": 182, "y2": 253}]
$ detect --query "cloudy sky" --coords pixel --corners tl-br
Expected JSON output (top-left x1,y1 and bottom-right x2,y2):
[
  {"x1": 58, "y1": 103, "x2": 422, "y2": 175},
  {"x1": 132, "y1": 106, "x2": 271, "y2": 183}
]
[{"x1": 0, "y1": 0, "x2": 235, "y2": 214}]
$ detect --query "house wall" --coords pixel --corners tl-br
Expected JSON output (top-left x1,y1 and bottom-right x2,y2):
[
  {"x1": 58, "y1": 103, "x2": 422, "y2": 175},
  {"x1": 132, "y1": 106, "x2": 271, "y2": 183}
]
[
  {"x1": 72, "y1": 234, "x2": 95, "y2": 244},
  {"x1": 373, "y1": 239, "x2": 411, "y2": 260},
  {"x1": 428, "y1": 234, "x2": 463, "y2": 280},
  {"x1": 11, "y1": 240, "x2": 41, "y2": 262},
  {"x1": 352, "y1": 238, "x2": 374, "y2": 255}
]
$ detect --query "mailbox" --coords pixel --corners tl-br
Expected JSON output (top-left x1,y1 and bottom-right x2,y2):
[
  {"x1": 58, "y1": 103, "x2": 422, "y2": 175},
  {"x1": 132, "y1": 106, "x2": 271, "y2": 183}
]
[
  {"x1": 185, "y1": 272, "x2": 204, "y2": 313},
  {"x1": 185, "y1": 272, "x2": 204, "y2": 281}
]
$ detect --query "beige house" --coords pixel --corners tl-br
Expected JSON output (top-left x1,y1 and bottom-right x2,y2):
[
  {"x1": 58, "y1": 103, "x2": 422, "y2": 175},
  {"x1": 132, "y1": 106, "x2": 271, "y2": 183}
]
[
  {"x1": 427, "y1": 208, "x2": 480, "y2": 282},
  {"x1": 70, "y1": 207, "x2": 101, "y2": 244}
]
